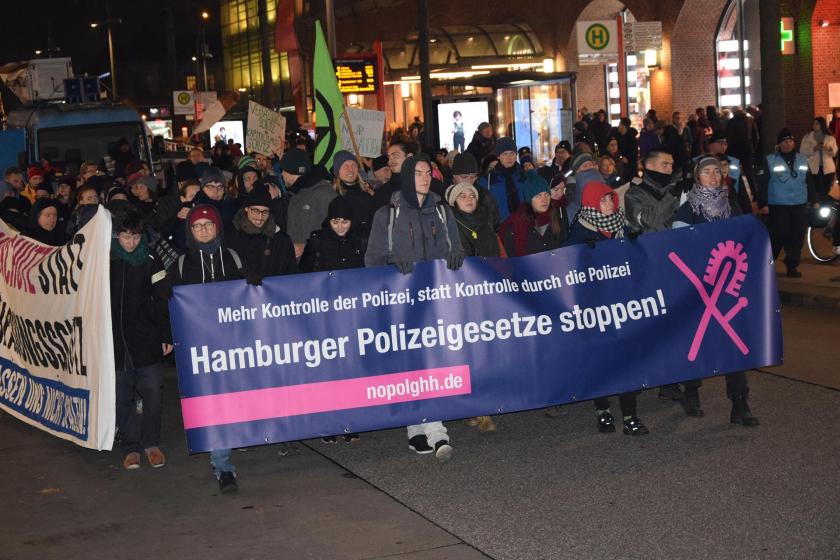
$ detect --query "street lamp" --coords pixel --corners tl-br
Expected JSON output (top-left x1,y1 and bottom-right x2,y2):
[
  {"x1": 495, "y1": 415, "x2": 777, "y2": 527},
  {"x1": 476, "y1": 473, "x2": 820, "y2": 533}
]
[
  {"x1": 198, "y1": 11, "x2": 213, "y2": 91},
  {"x1": 90, "y1": 4, "x2": 122, "y2": 100}
]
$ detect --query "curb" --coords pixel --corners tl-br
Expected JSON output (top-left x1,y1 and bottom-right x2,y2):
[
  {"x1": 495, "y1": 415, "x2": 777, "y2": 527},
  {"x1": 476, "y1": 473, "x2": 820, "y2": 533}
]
[{"x1": 778, "y1": 288, "x2": 840, "y2": 311}]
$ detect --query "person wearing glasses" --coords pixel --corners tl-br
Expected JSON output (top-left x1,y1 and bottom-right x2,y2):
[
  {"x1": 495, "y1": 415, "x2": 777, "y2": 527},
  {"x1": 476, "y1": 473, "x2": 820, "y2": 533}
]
[
  {"x1": 168, "y1": 203, "x2": 247, "y2": 494},
  {"x1": 191, "y1": 167, "x2": 238, "y2": 228},
  {"x1": 365, "y1": 154, "x2": 465, "y2": 462},
  {"x1": 226, "y1": 185, "x2": 297, "y2": 284}
]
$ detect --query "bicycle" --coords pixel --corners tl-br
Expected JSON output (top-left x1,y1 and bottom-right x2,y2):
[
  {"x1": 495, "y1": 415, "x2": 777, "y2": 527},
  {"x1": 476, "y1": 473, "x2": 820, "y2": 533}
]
[{"x1": 806, "y1": 199, "x2": 840, "y2": 263}]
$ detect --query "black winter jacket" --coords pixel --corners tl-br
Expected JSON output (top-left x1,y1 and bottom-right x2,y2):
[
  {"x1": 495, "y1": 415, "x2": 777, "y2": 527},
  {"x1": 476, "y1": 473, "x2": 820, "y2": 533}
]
[
  {"x1": 110, "y1": 251, "x2": 172, "y2": 369},
  {"x1": 299, "y1": 225, "x2": 366, "y2": 272},
  {"x1": 225, "y1": 210, "x2": 297, "y2": 278}
]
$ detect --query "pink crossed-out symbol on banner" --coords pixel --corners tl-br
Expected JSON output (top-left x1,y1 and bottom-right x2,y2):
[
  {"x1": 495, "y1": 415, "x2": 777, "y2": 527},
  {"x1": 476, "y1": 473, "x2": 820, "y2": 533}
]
[{"x1": 668, "y1": 240, "x2": 750, "y2": 362}]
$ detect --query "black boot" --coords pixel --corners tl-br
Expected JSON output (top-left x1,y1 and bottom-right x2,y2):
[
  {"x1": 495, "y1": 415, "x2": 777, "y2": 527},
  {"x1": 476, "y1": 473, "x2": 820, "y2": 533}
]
[
  {"x1": 730, "y1": 395, "x2": 760, "y2": 426},
  {"x1": 680, "y1": 387, "x2": 705, "y2": 417}
]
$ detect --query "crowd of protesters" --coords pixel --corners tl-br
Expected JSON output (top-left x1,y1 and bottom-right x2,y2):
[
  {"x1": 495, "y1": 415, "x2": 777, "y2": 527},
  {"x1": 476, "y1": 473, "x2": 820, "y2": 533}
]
[{"x1": 1, "y1": 103, "x2": 837, "y2": 495}]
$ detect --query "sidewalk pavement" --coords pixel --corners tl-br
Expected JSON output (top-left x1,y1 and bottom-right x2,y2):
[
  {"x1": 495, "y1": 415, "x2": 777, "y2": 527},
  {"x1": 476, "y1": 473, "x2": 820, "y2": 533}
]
[{"x1": 774, "y1": 253, "x2": 840, "y2": 310}]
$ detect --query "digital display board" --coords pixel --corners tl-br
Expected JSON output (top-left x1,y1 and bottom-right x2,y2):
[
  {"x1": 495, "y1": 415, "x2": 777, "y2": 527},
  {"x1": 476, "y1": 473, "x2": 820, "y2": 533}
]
[{"x1": 335, "y1": 58, "x2": 377, "y2": 94}]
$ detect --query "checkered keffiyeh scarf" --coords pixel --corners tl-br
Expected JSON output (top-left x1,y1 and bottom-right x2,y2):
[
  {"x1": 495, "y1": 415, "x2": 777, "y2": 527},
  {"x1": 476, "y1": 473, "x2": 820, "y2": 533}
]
[{"x1": 577, "y1": 206, "x2": 626, "y2": 238}]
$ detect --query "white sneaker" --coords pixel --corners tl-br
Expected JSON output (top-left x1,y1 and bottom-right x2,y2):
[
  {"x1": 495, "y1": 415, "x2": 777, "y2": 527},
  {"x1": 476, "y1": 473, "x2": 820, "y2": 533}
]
[{"x1": 434, "y1": 441, "x2": 453, "y2": 462}]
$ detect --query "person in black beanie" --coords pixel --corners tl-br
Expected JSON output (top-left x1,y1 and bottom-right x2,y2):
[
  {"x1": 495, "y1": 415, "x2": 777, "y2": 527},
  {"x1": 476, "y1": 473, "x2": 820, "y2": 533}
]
[
  {"x1": 370, "y1": 154, "x2": 391, "y2": 188},
  {"x1": 756, "y1": 128, "x2": 816, "y2": 277},
  {"x1": 226, "y1": 185, "x2": 297, "y2": 282},
  {"x1": 300, "y1": 195, "x2": 366, "y2": 273}
]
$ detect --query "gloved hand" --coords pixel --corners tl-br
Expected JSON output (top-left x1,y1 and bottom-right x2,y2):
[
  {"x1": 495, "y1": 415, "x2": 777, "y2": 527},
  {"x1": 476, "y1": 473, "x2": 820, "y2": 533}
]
[
  {"x1": 244, "y1": 271, "x2": 263, "y2": 286},
  {"x1": 585, "y1": 238, "x2": 597, "y2": 249},
  {"x1": 394, "y1": 260, "x2": 414, "y2": 275},
  {"x1": 446, "y1": 253, "x2": 464, "y2": 271}
]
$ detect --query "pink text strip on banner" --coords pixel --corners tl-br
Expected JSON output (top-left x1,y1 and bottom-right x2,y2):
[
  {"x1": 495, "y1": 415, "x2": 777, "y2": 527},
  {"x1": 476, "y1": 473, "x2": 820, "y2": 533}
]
[{"x1": 181, "y1": 365, "x2": 472, "y2": 429}]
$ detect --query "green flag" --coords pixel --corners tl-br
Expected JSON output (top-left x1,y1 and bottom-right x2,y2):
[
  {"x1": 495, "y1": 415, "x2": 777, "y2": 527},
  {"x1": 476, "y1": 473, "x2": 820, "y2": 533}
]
[{"x1": 313, "y1": 20, "x2": 344, "y2": 170}]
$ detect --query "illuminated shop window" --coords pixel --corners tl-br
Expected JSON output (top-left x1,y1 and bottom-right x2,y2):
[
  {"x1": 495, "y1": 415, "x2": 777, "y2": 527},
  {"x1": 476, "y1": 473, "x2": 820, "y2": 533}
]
[{"x1": 715, "y1": 0, "x2": 762, "y2": 110}]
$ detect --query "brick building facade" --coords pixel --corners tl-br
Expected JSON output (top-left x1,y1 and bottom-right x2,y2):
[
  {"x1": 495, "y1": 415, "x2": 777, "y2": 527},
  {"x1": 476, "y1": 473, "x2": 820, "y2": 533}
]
[{"x1": 329, "y1": 0, "x2": 838, "y2": 140}]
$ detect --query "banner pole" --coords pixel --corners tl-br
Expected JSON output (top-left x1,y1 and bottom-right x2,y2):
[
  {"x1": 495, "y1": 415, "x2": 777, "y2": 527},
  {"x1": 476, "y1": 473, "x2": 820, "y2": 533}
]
[{"x1": 342, "y1": 109, "x2": 365, "y2": 169}]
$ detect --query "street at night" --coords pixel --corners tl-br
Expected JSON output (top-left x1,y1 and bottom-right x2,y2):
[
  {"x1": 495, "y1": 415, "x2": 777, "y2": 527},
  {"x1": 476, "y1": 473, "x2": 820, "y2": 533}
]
[{"x1": 1, "y1": 1, "x2": 839, "y2": 559}]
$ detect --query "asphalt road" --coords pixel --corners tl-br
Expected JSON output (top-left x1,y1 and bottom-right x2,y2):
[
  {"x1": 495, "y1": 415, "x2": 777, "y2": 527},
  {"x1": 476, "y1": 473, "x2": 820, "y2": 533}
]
[{"x1": 1, "y1": 306, "x2": 837, "y2": 560}]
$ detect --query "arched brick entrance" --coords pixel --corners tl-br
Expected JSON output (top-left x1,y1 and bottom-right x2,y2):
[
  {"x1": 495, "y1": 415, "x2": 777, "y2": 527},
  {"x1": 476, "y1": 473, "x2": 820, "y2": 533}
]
[{"x1": 671, "y1": 0, "x2": 729, "y2": 113}]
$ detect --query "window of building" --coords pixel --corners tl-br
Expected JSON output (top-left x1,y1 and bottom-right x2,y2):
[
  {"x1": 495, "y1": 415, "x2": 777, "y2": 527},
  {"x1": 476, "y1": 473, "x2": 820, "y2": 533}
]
[
  {"x1": 715, "y1": 0, "x2": 762, "y2": 109},
  {"x1": 186, "y1": 75, "x2": 197, "y2": 90}
]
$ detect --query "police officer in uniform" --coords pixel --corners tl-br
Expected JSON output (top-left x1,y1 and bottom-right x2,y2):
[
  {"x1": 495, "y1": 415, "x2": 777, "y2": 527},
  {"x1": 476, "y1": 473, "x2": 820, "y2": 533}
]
[{"x1": 757, "y1": 128, "x2": 815, "y2": 278}]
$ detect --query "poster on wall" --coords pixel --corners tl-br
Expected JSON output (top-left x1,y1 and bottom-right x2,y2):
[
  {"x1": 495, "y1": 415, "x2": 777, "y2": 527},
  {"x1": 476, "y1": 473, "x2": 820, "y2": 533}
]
[
  {"x1": 436, "y1": 101, "x2": 489, "y2": 153},
  {"x1": 210, "y1": 120, "x2": 244, "y2": 147}
]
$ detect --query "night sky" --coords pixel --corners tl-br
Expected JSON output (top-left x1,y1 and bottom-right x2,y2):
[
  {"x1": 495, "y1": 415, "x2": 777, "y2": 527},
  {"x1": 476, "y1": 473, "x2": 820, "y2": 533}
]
[{"x1": 1, "y1": 0, "x2": 222, "y2": 103}]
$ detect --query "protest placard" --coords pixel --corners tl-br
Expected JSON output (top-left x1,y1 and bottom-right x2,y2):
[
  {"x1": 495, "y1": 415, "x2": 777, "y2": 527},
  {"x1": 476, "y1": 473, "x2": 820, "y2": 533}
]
[
  {"x1": 247, "y1": 100, "x2": 286, "y2": 156},
  {"x1": 340, "y1": 107, "x2": 386, "y2": 158}
]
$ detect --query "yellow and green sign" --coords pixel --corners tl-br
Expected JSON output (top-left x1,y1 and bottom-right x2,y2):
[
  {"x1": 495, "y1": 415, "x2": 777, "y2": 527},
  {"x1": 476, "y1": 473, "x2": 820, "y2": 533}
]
[{"x1": 585, "y1": 23, "x2": 611, "y2": 51}]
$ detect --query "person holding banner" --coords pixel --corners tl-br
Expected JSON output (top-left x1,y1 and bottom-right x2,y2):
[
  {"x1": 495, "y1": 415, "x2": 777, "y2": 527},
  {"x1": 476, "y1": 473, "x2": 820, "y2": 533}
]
[
  {"x1": 365, "y1": 154, "x2": 465, "y2": 461},
  {"x1": 500, "y1": 174, "x2": 568, "y2": 258},
  {"x1": 25, "y1": 198, "x2": 66, "y2": 246},
  {"x1": 672, "y1": 156, "x2": 760, "y2": 427},
  {"x1": 169, "y1": 203, "x2": 248, "y2": 493},
  {"x1": 226, "y1": 185, "x2": 298, "y2": 283},
  {"x1": 566, "y1": 182, "x2": 649, "y2": 436},
  {"x1": 110, "y1": 207, "x2": 173, "y2": 470}
]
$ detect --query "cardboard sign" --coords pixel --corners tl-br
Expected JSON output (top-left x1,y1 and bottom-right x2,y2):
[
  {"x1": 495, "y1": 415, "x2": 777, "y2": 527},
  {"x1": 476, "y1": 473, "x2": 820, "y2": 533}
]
[
  {"x1": 340, "y1": 107, "x2": 385, "y2": 158},
  {"x1": 247, "y1": 101, "x2": 286, "y2": 156}
]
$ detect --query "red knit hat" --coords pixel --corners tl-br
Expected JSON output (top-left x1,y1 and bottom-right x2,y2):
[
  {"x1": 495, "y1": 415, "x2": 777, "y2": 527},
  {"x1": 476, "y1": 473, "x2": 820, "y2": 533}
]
[
  {"x1": 27, "y1": 166, "x2": 44, "y2": 179},
  {"x1": 581, "y1": 181, "x2": 618, "y2": 210},
  {"x1": 188, "y1": 204, "x2": 222, "y2": 231}
]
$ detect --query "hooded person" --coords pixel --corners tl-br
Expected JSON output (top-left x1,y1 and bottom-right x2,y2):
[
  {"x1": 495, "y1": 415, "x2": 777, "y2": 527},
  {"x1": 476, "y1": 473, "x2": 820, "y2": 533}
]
[
  {"x1": 0, "y1": 196, "x2": 30, "y2": 232},
  {"x1": 465, "y1": 121, "x2": 495, "y2": 164},
  {"x1": 477, "y1": 137, "x2": 533, "y2": 222},
  {"x1": 671, "y1": 155, "x2": 759, "y2": 427},
  {"x1": 226, "y1": 185, "x2": 297, "y2": 282},
  {"x1": 565, "y1": 181, "x2": 628, "y2": 245},
  {"x1": 128, "y1": 175, "x2": 158, "y2": 219},
  {"x1": 500, "y1": 173, "x2": 568, "y2": 257},
  {"x1": 167, "y1": 203, "x2": 247, "y2": 494},
  {"x1": 109, "y1": 206, "x2": 173, "y2": 471},
  {"x1": 565, "y1": 183, "x2": 646, "y2": 437},
  {"x1": 365, "y1": 154, "x2": 464, "y2": 462},
  {"x1": 25, "y1": 198, "x2": 66, "y2": 246},
  {"x1": 299, "y1": 196, "x2": 366, "y2": 276},
  {"x1": 235, "y1": 165, "x2": 260, "y2": 197}
]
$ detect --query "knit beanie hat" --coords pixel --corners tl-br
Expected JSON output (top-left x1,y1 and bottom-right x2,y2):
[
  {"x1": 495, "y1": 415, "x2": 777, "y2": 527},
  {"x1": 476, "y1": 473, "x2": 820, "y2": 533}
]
[
  {"x1": 372, "y1": 154, "x2": 389, "y2": 172},
  {"x1": 555, "y1": 140, "x2": 572, "y2": 154},
  {"x1": 238, "y1": 155, "x2": 258, "y2": 170},
  {"x1": 693, "y1": 155, "x2": 724, "y2": 183},
  {"x1": 327, "y1": 195, "x2": 354, "y2": 221},
  {"x1": 242, "y1": 185, "x2": 272, "y2": 208},
  {"x1": 279, "y1": 148, "x2": 311, "y2": 175},
  {"x1": 477, "y1": 122, "x2": 492, "y2": 133},
  {"x1": 130, "y1": 175, "x2": 158, "y2": 193},
  {"x1": 332, "y1": 150, "x2": 357, "y2": 177},
  {"x1": 451, "y1": 152, "x2": 478, "y2": 175},
  {"x1": 520, "y1": 154, "x2": 533, "y2": 167},
  {"x1": 776, "y1": 128, "x2": 795, "y2": 145},
  {"x1": 521, "y1": 173, "x2": 550, "y2": 202},
  {"x1": 571, "y1": 152, "x2": 596, "y2": 174},
  {"x1": 188, "y1": 204, "x2": 222, "y2": 231},
  {"x1": 494, "y1": 136, "x2": 517, "y2": 156},
  {"x1": 201, "y1": 167, "x2": 227, "y2": 188},
  {"x1": 27, "y1": 166, "x2": 44, "y2": 179},
  {"x1": 445, "y1": 182, "x2": 479, "y2": 206}
]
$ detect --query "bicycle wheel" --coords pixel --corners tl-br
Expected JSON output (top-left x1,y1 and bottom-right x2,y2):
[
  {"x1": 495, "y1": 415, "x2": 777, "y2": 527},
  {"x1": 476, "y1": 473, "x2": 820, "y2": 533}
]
[{"x1": 806, "y1": 225, "x2": 839, "y2": 263}]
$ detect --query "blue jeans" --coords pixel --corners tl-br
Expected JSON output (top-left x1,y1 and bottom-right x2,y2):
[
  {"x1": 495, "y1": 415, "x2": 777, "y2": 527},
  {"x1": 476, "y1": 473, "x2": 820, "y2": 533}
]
[
  {"x1": 210, "y1": 448, "x2": 235, "y2": 478},
  {"x1": 115, "y1": 362, "x2": 163, "y2": 454}
]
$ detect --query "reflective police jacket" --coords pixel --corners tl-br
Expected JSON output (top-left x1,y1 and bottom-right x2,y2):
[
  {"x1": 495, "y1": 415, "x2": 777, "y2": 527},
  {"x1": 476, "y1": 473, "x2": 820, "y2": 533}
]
[{"x1": 758, "y1": 151, "x2": 811, "y2": 207}]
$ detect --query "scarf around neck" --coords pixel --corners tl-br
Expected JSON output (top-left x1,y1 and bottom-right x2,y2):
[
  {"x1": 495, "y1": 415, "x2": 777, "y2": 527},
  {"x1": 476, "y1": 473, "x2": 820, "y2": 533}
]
[
  {"x1": 577, "y1": 206, "x2": 626, "y2": 239},
  {"x1": 687, "y1": 184, "x2": 730, "y2": 221},
  {"x1": 111, "y1": 236, "x2": 149, "y2": 266}
]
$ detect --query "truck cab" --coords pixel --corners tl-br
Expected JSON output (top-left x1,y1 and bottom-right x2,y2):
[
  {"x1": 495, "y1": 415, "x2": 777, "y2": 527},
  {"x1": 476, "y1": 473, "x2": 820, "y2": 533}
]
[{"x1": 5, "y1": 102, "x2": 153, "y2": 175}]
